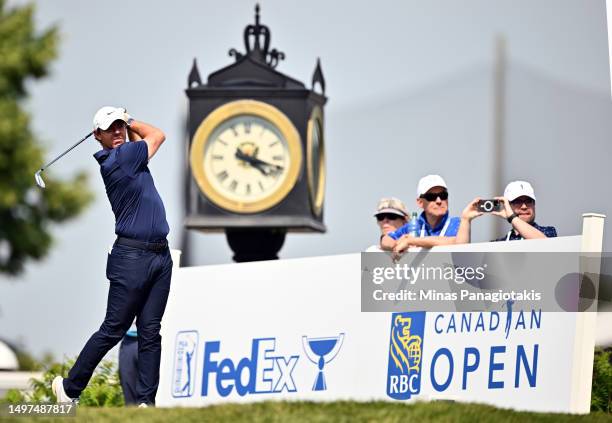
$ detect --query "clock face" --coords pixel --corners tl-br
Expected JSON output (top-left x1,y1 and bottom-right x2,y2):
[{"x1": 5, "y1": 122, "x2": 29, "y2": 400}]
[
  {"x1": 307, "y1": 106, "x2": 326, "y2": 216},
  {"x1": 204, "y1": 115, "x2": 290, "y2": 204},
  {"x1": 190, "y1": 100, "x2": 302, "y2": 213}
]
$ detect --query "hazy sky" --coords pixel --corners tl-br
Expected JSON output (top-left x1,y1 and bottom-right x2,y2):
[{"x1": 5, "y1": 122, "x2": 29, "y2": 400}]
[{"x1": 0, "y1": 0, "x2": 610, "y2": 358}]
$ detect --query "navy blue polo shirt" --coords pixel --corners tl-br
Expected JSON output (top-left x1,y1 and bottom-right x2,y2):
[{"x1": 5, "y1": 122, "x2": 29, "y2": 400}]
[
  {"x1": 493, "y1": 222, "x2": 557, "y2": 242},
  {"x1": 94, "y1": 141, "x2": 169, "y2": 242}
]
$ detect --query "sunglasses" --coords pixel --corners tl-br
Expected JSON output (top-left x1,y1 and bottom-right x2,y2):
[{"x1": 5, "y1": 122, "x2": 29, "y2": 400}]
[
  {"x1": 420, "y1": 191, "x2": 448, "y2": 201},
  {"x1": 510, "y1": 197, "x2": 535, "y2": 207},
  {"x1": 376, "y1": 213, "x2": 404, "y2": 221}
]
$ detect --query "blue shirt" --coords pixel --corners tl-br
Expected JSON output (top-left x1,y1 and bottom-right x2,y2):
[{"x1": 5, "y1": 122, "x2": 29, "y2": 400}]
[
  {"x1": 94, "y1": 141, "x2": 169, "y2": 242},
  {"x1": 493, "y1": 222, "x2": 557, "y2": 242},
  {"x1": 388, "y1": 211, "x2": 460, "y2": 240}
]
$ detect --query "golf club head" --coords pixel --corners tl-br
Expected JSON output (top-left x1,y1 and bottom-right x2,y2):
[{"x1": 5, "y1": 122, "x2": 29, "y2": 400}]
[{"x1": 34, "y1": 170, "x2": 46, "y2": 189}]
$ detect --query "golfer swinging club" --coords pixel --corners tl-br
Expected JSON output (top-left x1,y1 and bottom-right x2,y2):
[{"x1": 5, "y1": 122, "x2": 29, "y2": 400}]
[{"x1": 51, "y1": 106, "x2": 172, "y2": 407}]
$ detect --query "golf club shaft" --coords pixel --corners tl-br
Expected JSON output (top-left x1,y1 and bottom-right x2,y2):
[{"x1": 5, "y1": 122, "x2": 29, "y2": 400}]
[{"x1": 40, "y1": 131, "x2": 94, "y2": 171}]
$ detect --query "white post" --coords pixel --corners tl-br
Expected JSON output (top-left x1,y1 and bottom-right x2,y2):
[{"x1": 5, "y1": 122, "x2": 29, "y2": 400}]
[
  {"x1": 570, "y1": 213, "x2": 606, "y2": 413},
  {"x1": 607, "y1": 0, "x2": 612, "y2": 98},
  {"x1": 170, "y1": 249, "x2": 182, "y2": 270}
]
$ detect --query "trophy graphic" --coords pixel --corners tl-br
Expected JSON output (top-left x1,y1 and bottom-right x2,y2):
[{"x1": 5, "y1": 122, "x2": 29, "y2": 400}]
[{"x1": 302, "y1": 333, "x2": 345, "y2": 391}]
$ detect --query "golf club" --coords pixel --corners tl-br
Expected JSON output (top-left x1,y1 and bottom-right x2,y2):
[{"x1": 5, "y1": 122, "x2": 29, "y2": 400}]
[{"x1": 34, "y1": 131, "x2": 94, "y2": 189}]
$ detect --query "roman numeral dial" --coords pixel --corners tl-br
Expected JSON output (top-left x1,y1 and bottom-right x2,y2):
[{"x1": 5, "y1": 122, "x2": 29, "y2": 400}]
[{"x1": 190, "y1": 100, "x2": 302, "y2": 213}]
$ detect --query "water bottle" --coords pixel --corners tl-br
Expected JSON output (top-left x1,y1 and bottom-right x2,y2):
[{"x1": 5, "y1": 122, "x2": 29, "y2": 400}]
[{"x1": 406, "y1": 212, "x2": 419, "y2": 238}]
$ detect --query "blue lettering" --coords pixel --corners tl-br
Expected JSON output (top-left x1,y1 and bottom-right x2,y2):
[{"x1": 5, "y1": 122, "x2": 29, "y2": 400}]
[
  {"x1": 435, "y1": 314, "x2": 444, "y2": 334},
  {"x1": 217, "y1": 358, "x2": 235, "y2": 397},
  {"x1": 515, "y1": 345, "x2": 538, "y2": 388},
  {"x1": 515, "y1": 312, "x2": 526, "y2": 330},
  {"x1": 201, "y1": 338, "x2": 297, "y2": 397},
  {"x1": 274, "y1": 356, "x2": 299, "y2": 392},
  {"x1": 431, "y1": 348, "x2": 454, "y2": 392},
  {"x1": 531, "y1": 310, "x2": 541, "y2": 329},
  {"x1": 490, "y1": 312, "x2": 499, "y2": 331},
  {"x1": 462, "y1": 347, "x2": 480, "y2": 390},
  {"x1": 447, "y1": 315, "x2": 456, "y2": 333},
  {"x1": 488, "y1": 346, "x2": 505, "y2": 389},
  {"x1": 235, "y1": 357, "x2": 253, "y2": 396},
  {"x1": 253, "y1": 339, "x2": 272, "y2": 393},
  {"x1": 461, "y1": 314, "x2": 472, "y2": 333},
  {"x1": 202, "y1": 341, "x2": 220, "y2": 396},
  {"x1": 475, "y1": 313, "x2": 485, "y2": 332}
]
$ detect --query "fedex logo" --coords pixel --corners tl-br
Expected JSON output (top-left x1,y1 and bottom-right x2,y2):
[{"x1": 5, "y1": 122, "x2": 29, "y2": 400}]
[{"x1": 201, "y1": 338, "x2": 299, "y2": 397}]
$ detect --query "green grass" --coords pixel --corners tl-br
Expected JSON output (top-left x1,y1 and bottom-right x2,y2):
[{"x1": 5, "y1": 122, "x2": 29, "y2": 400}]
[{"x1": 2, "y1": 401, "x2": 612, "y2": 423}]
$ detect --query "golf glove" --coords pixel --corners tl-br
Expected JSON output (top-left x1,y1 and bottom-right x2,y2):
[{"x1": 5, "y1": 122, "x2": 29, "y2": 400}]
[{"x1": 122, "y1": 108, "x2": 133, "y2": 127}]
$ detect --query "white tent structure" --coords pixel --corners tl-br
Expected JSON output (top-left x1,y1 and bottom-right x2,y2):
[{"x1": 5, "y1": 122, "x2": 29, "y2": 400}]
[
  {"x1": 0, "y1": 340, "x2": 42, "y2": 399},
  {"x1": 0, "y1": 340, "x2": 18, "y2": 370}
]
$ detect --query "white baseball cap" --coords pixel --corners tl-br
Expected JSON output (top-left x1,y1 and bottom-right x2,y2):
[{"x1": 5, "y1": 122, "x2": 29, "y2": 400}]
[
  {"x1": 416, "y1": 174, "x2": 448, "y2": 197},
  {"x1": 504, "y1": 180, "x2": 536, "y2": 202},
  {"x1": 93, "y1": 106, "x2": 127, "y2": 131}
]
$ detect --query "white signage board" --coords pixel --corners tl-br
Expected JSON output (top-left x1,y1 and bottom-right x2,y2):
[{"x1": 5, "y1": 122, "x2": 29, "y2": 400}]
[{"x1": 157, "y1": 233, "x2": 600, "y2": 413}]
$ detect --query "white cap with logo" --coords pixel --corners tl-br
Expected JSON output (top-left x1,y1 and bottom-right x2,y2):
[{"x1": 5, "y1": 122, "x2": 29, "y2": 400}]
[
  {"x1": 416, "y1": 174, "x2": 448, "y2": 197},
  {"x1": 93, "y1": 106, "x2": 127, "y2": 131},
  {"x1": 504, "y1": 180, "x2": 536, "y2": 202}
]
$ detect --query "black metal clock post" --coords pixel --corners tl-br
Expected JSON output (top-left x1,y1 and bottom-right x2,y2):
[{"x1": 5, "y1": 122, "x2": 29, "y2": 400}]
[{"x1": 185, "y1": 5, "x2": 327, "y2": 263}]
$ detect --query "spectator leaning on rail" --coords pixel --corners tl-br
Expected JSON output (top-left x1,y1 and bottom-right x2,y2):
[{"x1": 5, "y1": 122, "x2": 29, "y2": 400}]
[
  {"x1": 456, "y1": 180, "x2": 557, "y2": 243},
  {"x1": 366, "y1": 197, "x2": 409, "y2": 252},
  {"x1": 380, "y1": 174, "x2": 460, "y2": 255}
]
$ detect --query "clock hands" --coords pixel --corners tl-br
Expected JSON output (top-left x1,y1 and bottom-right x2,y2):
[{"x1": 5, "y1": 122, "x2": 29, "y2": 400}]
[
  {"x1": 235, "y1": 149, "x2": 267, "y2": 175},
  {"x1": 235, "y1": 148, "x2": 284, "y2": 176}
]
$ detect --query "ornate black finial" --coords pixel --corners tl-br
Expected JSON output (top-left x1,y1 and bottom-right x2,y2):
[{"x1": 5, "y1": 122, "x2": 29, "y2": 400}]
[
  {"x1": 228, "y1": 4, "x2": 285, "y2": 69},
  {"x1": 188, "y1": 58, "x2": 202, "y2": 88},
  {"x1": 311, "y1": 58, "x2": 325, "y2": 95}
]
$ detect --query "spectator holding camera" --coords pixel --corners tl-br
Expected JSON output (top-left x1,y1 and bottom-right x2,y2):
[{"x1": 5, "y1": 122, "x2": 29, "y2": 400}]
[
  {"x1": 366, "y1": 197, "x2": 409, "y2": 252},
  {"x1": 380, "y1": 175, "x2": 460, "y2": 255},
  {"x1": 456, "y1": 180, "x2": 557, "y2": 243}
]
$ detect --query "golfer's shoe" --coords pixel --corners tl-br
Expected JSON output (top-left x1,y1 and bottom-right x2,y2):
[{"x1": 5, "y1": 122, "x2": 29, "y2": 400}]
[
  {"x1": 51, "y1": 376, "x2": 75, "y2": 403},
  {"x1": 138, "y1": 403, "x2": 148, "y2": 408}
]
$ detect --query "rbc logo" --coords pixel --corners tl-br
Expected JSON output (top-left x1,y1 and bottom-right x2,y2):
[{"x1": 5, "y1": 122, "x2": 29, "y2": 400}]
[
  {"x1": 202, "y1": 338, "x2": 299, "y2": 397},
  {"x1": 386, "y1": 312, "x2": 426, "y2": 400},
  {"x1": 172, "y1": 330, "x2": 199, "y2": 398}
]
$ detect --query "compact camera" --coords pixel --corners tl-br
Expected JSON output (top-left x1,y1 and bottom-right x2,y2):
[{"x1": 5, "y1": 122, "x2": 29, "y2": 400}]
[{"x1": 476, "y1": 199, "x2": 501, "y2": 213}]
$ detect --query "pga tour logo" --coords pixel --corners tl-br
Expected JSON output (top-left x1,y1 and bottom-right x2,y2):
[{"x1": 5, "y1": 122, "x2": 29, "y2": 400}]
[{"x1": 172, "y1": 330, "x2": 199, "y2": 398}]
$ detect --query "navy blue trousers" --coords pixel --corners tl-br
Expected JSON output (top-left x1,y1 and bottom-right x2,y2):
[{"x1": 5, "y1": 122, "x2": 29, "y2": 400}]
[
  {"x1": 63, "y1": 243, "x2": 172, "y2": 404},
  {"x1": 119, "y1": 335, "x2": 139, "y2": 405}
]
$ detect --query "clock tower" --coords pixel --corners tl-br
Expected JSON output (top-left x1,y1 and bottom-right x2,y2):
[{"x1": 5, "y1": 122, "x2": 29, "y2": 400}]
[{"x1": 185, "y1": 5, "x2": 327, "y2": 262}]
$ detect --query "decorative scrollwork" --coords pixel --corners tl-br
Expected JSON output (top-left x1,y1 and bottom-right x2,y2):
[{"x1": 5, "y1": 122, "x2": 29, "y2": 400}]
[
  {"x1": 228, "y1": 4, "x2": 285, "y2": 69},
  {"x1": 228, "y1": 48, "x2": 243, "y2": 61},
  {"x1": 267, "y1": 49, "x2": 285, "y2": 69}
]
